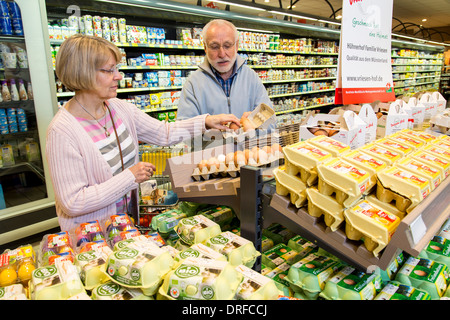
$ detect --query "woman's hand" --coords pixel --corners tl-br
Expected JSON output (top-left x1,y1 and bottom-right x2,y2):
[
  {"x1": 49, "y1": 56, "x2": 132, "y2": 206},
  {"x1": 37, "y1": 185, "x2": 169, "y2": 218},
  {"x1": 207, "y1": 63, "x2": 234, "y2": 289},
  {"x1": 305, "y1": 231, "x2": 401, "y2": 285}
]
[
  {"x1": 205, "y1": 114, "x2": 240, "y2": 130},
  {"x1": 129, "y1": 162, "x2": 156, "y2": 183}
]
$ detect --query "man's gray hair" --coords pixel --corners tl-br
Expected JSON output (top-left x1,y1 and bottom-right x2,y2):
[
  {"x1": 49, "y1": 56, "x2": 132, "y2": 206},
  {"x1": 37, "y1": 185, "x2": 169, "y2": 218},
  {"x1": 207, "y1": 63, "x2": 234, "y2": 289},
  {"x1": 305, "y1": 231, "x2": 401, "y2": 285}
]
[{"x1": 202, "y1": 19, "x2": 239, "y2": 43}]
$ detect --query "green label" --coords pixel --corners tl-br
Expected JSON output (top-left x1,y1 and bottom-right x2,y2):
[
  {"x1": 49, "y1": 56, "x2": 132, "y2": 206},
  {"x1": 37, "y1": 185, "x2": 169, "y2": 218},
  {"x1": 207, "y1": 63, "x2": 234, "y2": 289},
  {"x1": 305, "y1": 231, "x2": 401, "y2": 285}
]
[
  {"x1": 175, "y1": 265, "x2": 200, "y2": 278},
  {"x1": 97, "y1": 282, "x2": 121, "y2": 296},
  {"x1": 0, "y1": 288, "x2": 4, "y2": 299},
  {"x1": 77, "y1": 251, "x2": 97, "y2": 262},
  {"x1": 209, "y1": 235, "x2": 229, "y2": 245},
  {"x1": 201, "y1": 285, "x2": 214, "y2": 299},
  {"x1": 115, "y1": 248, "x2": 139, "y2": 260},
  {"x1": 33, "y1": 266, "x2": 57, "y2": 279},
  {"x1": 179, "y1": 248, "x2": 200, "y2": 259}
]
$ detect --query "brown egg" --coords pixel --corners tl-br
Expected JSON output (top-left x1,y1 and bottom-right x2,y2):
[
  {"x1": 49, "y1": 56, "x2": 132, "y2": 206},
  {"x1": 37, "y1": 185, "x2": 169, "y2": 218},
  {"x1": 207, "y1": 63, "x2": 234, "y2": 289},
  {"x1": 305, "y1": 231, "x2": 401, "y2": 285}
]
[
  {"x1": 241, "y1": 118, "x2": 255, "y2": 132},
  {"x1": 225, "y1": 152, "x2": 235, "y2": 165},
  {"x1": 262, "y1": 145, "x2": 272, "y2": 155},
  {"x1": 314, "y1": 129, "x2": 329, "y2": 136},
  {"x1": 207, "y1": 157, "x2": 220, "y2": 170},
  {"x1": 256, "y1": 149, "x2": 269, "y2": 163},
  {"x1": 244, "y1": 149, "x2": 254, "y2": 162},
  {"x1": 328, "y1": 129, "x2": 339, "y2": 137},
  {"x1": 197, "y1": 159, "x2": 208, "y2": 171},
  {"x1": 308, "y1": 127, "x2": 320, "y2": 134},
  {"x1": 376, "y1": 112, "x2": 383, "y2": 119},
  {"x1": 271, "y1": 143, "x2": 283, "y2": 153},
  {"x1": 229, "y1": 122, "x2": 240, "y2": 131},
  {"x1": 234, "y1": 151, "x2": 246, "y2": 165}
]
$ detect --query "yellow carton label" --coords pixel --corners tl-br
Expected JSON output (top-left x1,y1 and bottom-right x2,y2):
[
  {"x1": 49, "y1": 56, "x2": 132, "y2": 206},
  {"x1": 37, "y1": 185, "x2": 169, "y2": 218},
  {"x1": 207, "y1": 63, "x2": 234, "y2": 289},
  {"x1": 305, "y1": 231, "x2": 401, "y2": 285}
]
[
  {"x1": 345, "y1": 151, "x2": 387, "y2": 172},
  {"x1": 399, "y1": 158, "x2": 441, "y2": 189},
  {"x1": 377, "y1": 138, "x2": 413, "y2": 155},
  {"x1": 352, "y1": 200, "x2": 400, "y2": 236},
  {"x1": 392, "y1": 134, "x2": 424, "y2": 149},
  {"x1": 293, "y1": 144, "x2": 331, "y2": 161},
  {"x1": 309, "y1": 136, "x2": 350, "y2": 156},
  {"x1": 399, "y1": 129, "x2": 437, "y2": 143},
  {"x1": 387, "y1": 167, "x2": 430, "y2": 199},
  {"x1": 327, "y1": 158, "x2": 370, "y2": 193},
  {"x1": 424, "y1": 145, "x2": 450, "y2": 160},
  {"x1": 361, "y1": 144, "x2": 402, "y2": 163},
  {"x1": 413, "y1": 151, "x2": 449, "y2": 177}
]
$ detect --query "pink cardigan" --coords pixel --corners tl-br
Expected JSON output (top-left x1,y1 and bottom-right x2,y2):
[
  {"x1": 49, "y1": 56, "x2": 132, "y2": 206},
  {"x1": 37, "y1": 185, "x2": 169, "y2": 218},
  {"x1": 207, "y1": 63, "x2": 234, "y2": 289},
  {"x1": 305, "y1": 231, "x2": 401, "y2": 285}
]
[{"x1": 46, "y1": 98, "x2": 207, "y2": 232}]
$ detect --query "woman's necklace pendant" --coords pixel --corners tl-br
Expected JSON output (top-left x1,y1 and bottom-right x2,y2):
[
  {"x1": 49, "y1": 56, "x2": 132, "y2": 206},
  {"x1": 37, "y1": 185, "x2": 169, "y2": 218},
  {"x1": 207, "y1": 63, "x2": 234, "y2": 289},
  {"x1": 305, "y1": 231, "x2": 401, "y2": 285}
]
[{"x1": 105, "y1": 129, "x2": 110, "y2": 137}]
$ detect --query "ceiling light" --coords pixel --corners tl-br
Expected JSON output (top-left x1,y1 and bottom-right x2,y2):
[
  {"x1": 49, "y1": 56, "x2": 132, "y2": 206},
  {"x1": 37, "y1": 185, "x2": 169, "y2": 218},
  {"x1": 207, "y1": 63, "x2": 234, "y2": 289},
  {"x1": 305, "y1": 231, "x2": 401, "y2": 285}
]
[
  {"x1": 211, "y1": 0, "x2": 266, "y2": 11},
  {"x1": 269, "y1": 10, "x2": 317, "y2": 21},
  {"x1": 318, "y1": 19, "x2": 341, "y2": 26}
]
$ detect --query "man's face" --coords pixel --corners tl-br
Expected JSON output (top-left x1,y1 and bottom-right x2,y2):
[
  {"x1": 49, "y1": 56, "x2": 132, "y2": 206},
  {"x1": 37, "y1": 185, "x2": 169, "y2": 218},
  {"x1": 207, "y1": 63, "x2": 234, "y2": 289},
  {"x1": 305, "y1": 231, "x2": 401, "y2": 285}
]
[{"x1": 204, "y1": 24, "x2": 238, "y2": 76}]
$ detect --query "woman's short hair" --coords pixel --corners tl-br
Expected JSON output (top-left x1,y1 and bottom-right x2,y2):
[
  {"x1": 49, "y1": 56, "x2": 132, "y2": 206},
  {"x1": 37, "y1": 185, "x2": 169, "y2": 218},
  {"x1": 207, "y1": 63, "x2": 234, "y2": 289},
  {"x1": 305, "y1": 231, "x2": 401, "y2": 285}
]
[
  {"x1": 202, "y1": 19, "x2": 239, "y2": 44},
  {"x1": 55, "y1": 34, "x2": 121, "y2": 92}
]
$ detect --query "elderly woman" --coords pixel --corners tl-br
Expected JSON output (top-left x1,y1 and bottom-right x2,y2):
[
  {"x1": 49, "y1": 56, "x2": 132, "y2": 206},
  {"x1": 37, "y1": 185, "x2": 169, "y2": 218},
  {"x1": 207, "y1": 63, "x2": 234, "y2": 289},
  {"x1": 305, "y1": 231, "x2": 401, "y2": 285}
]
[{"x1": 47, "y1": 34, "x2": 240, "y2": 232}]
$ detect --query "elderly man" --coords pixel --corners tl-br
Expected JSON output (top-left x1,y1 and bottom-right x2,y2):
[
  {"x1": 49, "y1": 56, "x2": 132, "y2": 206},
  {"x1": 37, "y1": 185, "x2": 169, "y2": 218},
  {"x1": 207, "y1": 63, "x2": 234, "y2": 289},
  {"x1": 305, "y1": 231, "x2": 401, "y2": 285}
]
[{"x1": 176, "y1": 19, "x2": 272, "y2": 121}]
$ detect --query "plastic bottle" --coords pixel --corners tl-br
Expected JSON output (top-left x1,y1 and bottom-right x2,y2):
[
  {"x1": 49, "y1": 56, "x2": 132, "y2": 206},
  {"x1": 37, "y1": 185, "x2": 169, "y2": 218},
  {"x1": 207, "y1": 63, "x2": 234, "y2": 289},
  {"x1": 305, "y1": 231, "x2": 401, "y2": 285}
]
[
  {"x1": 1, "y1": 80, "x2": 11, "y2": 102},
  {"x1": 9, "y1": 79, "x2": 19, "y2": 101},
  {"x1": 18, "y1": 79, "x2": 27, "y2": 100},
  {"x1": 27, "y1": 81, "x2": 33, "y2": 100}
]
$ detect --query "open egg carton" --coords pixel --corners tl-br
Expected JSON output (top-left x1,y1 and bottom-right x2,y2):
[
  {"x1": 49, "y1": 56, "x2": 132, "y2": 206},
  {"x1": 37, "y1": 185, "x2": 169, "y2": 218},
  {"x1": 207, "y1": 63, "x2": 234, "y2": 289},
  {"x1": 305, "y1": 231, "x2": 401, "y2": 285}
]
[
  {"x1": 221, "y1": 103, "x2": 277, "y2": 141},
  {"x1": 430, "y1": 109, "x2": 450, "y2": 135},
  {"x1": 191, "y1": 145, "x2": 284, "y2": 181}
]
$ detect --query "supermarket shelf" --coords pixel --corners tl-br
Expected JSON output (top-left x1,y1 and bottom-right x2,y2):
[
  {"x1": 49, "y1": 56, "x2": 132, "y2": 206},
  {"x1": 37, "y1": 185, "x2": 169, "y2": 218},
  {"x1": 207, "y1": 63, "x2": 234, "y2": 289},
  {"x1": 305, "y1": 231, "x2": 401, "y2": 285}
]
[
  {"x1": 392, "y1": 55, "x2": 442, "y2": 60},
  {"x1": 250, "y1": 64, "x2": 337, "y2": 69},
  {"x1": 263, "y1": 175, "x2": 450, "y2": 272},
  {"x1": 275, "y1": 102, "x2": 335, "y2": 115},
  {"x1": 262, "y1": 76, "x2": 336, "y2": 84},
  {"x1": 269, "y1": 88, "x2": 335, "y2": 98}
]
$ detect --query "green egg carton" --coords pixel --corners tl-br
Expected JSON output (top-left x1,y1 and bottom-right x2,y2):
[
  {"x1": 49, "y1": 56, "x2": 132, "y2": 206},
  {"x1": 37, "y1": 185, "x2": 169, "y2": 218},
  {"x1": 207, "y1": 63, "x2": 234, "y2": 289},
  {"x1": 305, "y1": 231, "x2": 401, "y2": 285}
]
[
  {"x1": 176, "y1": 215, "x2": 221, "y2": 246},
  {"x1": 287, "y1": 235, "x2": 318, "y2": 258},
  {"x1": 374, "y1": 281, "x2": 431, "y2": 300},
  {"x1": 105, "y1": 238, "x2": 175, "y2": 296},
  {"x1": 91, "y1": 280, "x2": 153, "y2": 300},
  {"x1": 151, "y1": 209, "x2": 187, "y2": 234},
  {"x1": 395, "y1": 256, "x2": 450, "y2": 300},
  {"x1": 75, "y1": 246, "x2": 112, "y2": 290},
  {"x1": 418, "y1": 236, "x2": 450, "y2": 270},
  {"x1": 264, "y1": 262, "x2": 294, "y2": 297},
  {"x1": 205, "y1": 231, "x2": 260, "y2": 268},
  {"x1": 261, "y1": 235, "x2": 274, "y2": 253},
  {"x1": 30, "y1": 260, "x2": 86, "y2": 300},
  {"x1": 157, "y1": 257, "x2": 242, "y2": 300},
  {"x1": 197, "y1": 205, "x2": 235, "y2": 228},
  {"x1": 319, "y1": 266, "x2": 383, "y2": 300},
  {"x1": 175, "y1": 243, "x2": 227, "y2": 264},
  {"x1": 262, "y1": 223, "x2": 296, "y2": 245},
  {"x1": 262, "y1": 243, "x2": 303, "y2": 269},
  {"x1": 286, "y1": 253, "x2": 344, "y2": 300},
  {"x1": 234, "y1": 264, "x2": 280, "y2": 300}
]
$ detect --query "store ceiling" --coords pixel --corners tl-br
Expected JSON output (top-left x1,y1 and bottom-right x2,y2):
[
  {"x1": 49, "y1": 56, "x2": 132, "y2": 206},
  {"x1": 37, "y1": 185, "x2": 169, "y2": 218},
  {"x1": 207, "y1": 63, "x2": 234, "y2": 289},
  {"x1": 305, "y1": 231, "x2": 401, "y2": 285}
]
[{"x1": 169, "y1": 0, "x2": 450, "y2": 44}]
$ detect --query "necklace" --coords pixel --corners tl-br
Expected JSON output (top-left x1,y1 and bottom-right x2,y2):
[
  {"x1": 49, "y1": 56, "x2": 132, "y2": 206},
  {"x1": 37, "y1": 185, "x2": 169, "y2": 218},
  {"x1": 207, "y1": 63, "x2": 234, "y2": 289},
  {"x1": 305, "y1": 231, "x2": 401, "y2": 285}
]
[{"x1": 74, "y1": 96, "x2": 110, "y2": 137}]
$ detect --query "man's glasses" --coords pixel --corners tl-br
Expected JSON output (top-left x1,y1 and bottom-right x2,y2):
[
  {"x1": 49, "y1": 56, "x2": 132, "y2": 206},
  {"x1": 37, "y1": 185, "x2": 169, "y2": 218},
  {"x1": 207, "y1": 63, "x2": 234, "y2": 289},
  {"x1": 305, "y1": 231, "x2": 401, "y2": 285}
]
[
  {"x1": 98, "y1": 64, "x2": 121, "y2": 75},
  {"x1": 206, "y1": 41, "x2": 236, "y2": 52}
]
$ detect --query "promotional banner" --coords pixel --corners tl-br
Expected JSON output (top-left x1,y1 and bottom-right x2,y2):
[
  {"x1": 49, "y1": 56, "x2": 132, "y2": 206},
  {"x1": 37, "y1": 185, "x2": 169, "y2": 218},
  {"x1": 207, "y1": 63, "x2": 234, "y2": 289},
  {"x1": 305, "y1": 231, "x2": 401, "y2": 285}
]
[{"x1": 335, "y1": 0, "x2": 396, "y2": 105}]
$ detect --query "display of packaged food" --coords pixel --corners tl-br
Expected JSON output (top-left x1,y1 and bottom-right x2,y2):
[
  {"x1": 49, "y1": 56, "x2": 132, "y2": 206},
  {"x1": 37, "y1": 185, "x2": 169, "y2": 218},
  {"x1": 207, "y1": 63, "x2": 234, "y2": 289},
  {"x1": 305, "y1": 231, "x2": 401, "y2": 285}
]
[
  {"x1": 359, "y1": 143, "x2": 402, "y2": 166},
  {"x1": 387, "y1": 133, "x2": 425, "y2": 150},
  {"x1": 0, "y1": 283, "x2": 27, "y2": 300},
  {"x1": 175, "y1": 215, "x2": 221, "y2": 246},
  {"x1": 262, "y1": 243, "x2": 303, "y2": 269},
  {"x1": 285, "y1": 253, "x2": 343, "y2": 300},
  {"x1": 344, "y1": 198, "x2": 401, "y2": 257},
  {"x1": 151, "y1": 209, "x2": 187, "y2": 234},
  {"x1": 307, "y1": 135, "x2": 351, "y2": 157},
  {"x1": 0, "y1": 244, "x2": 36, "y2": 287},
  {"x1": 395, "y1": 256, "x2": 449, "y2": 300},
  {"x1": 175, "y1": 243, "x2": 227, "y2": 263},
  {"x1": 397, "y1": 129, "x2": 438, "y2": 144},
  {"x1": 374, "y1": 281, "x2": 431, "y2": 300},
  {"x1": 287, "y1": 235, "x2": 318, "y2": 258},
  {"x1": 418, "y1": 236, "x2": 450, "y2": 270},
  {"x1": 39, "y1": 231, "x2": 75, "y2": 266},
  {"x1": 317, "y1": 157, "x2": 373, "y2": 208},
  {"x1": 197, "y1": 205, "x2": 235, "y2": 228},
  {"x1": 410, "y1": 150, "x2": 449, "y2": 179},
  {"x1": 104, "y1": 213, "x2": 139, "y2": 246},
  {"x1": 91, "y1": 280, "x2": 152, "y2": 300},
  {"x1": 422, "y1": 144, "x2": 450, "y2": 161},
  {"x1": 396, "y1": 157, "x2": 442, "y2": 190},
  {"x1": 320, "y1": 266, "x2": 383, "y2": 300},
  {"x1": 105, "y1": 237, "x2": 174, "y2": 296},
  {"x1": 282, "y1": 140, "x2": 333, "y2": 186},
  {"x1": 376, "y1": 166, "x2": 432, "y2": 213},
  {"x1": 74, "y1": 245, "x2": 113, "y2": 290},
  {"x1": 205, "y1": 231, "x2": 260, "y2": 268},
  {"x1": 158, "y1": 257, "x2": 242, "y2": 300},
  {"x1": 234, "y1": 264, "x2": 279, "y2": 300},
  {"x1": 30, "y1": 260, "x2": 86, "y2": 300}
]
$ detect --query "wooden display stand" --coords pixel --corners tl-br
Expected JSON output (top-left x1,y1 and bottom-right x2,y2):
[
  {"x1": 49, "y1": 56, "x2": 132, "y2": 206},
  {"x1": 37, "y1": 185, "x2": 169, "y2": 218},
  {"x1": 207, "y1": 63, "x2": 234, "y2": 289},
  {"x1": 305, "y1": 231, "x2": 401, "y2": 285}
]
[{"x1": 265, "y1": 176, "x2": 450, "y2": 272}]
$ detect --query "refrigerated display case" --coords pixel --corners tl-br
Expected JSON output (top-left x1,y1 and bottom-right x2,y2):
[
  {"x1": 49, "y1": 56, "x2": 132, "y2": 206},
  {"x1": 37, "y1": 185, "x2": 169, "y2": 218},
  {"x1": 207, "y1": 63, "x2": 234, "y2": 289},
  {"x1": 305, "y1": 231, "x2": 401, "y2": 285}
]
[{"x1": 0, "y1": 0, "x2": 58, "y2": 246}]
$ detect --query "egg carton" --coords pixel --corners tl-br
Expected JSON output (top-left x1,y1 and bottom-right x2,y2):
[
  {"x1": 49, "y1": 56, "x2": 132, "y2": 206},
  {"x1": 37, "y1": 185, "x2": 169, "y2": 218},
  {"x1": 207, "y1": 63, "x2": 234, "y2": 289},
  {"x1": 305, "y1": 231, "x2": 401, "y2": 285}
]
[
  {"x1": 305, "y1": 187, "x2": 344, "y2": 232},
  {"x1": 273, "y1": 167, "x2": 307, "y2": 208},
  {"x1": 191, "y1": 152, "x2": 283, "y2": 181},
  {"x1": 430, "y1": 110, "x2": 450, "y2": 134}
]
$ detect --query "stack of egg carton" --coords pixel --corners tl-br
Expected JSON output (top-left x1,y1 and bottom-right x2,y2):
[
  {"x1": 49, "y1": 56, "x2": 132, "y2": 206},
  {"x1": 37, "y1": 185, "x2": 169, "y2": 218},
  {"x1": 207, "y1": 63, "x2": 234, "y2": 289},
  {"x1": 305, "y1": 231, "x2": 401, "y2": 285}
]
[{"x1": 275, "y1": 129, "x2": 449, "y2": 257}]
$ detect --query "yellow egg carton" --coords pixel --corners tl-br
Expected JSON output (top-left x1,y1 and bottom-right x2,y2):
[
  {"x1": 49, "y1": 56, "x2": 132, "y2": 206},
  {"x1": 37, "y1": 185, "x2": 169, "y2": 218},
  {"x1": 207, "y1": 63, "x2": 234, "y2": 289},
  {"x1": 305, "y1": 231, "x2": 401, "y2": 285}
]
[
  {"x1": 176, "y1": 215, "x2": 221, "y2": 246},
  {"x1": 422, "y1": 144, "x2": 450, "y2": 161},
  {"x1": 305, "y1": 187, "x2": 344, "y2": 232},
  {"x1": 410, "y1": 150, "x2": 449, "y2": 179},
  {"x1": 397, "y1": 129, "x2": 438, "y2": 144},
  {"x1": 358, "y1": 143, "x2": 403, "y2": 166},
  {"x1": 343, "y1": 149, "x2": 388, "y2": 186},
  {"x1": 282, "y1": 141, "x2": 333, "y2": 186},
  {"x1": 273, "y1": 167, "x2": 307, "y2": 208},
  {"x1": 317, "y1": 158, "x2": 373, "y2": 208},
  {"x1": 432, "y1": 138, "x2": 450, "y2": 150},
  {"x1": 396, "y1": 157, "x2": 442, "y2": 190},
  {"x1": 344, "y1": 198, "x2": 401, "y2": 257},
  {"x1": 307, "y1": 135, "x2": 351, "y2": 157},
  {"x1": 387, "y1": 132, "x2": 425, "y2": 150},
  {"x1": 374, "y1": 137, "x2": 414, "y2": 157},
  {"x1": 376, "y1": 166, "x2": 432, "y2": 213}
]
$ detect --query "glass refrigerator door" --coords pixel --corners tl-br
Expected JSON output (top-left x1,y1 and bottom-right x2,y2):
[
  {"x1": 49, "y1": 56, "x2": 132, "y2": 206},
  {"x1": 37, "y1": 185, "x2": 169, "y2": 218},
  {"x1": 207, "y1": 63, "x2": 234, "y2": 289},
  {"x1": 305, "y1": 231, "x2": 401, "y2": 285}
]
[{"x1": 0, "y1": 0, "x2": 58, "y2": 244}]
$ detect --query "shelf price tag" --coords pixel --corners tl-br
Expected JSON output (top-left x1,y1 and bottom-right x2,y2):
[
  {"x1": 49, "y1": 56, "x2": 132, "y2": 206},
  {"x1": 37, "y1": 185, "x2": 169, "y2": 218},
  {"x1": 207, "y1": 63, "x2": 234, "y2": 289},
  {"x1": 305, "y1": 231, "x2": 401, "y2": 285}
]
[
  {"x1": 335, "y1": 0, "x2": 396, "y2": 105},
  {"x1": 409, "y1": 215, "x2": 427, "y2": 246}
]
